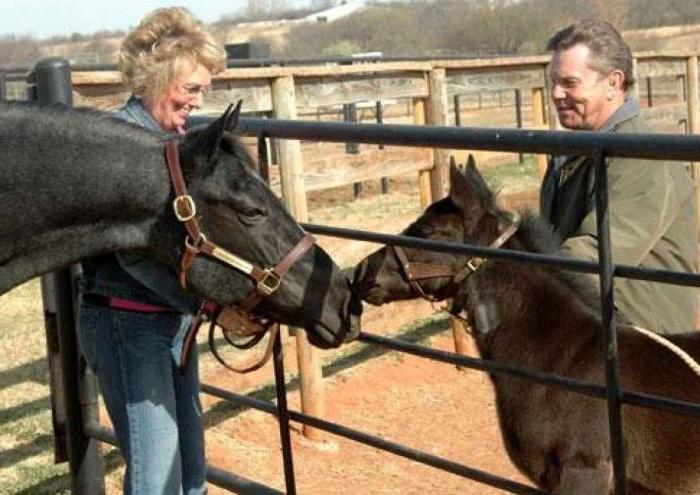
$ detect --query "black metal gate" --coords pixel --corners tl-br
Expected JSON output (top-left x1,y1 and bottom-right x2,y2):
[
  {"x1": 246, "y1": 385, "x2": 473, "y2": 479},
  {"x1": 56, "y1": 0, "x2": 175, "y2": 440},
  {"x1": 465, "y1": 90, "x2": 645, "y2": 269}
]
[{"x1": 30, "y1": 59, "x2": 700, "y2": 495}]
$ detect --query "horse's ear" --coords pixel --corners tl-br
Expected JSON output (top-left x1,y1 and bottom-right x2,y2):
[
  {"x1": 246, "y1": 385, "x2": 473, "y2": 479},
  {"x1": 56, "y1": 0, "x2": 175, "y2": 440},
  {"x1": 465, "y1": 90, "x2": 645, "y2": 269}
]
[
  {"x1": 225, "y1": 99, "x2": 243, "y2": 132},
  {"x1": 449, "y1": 154, "x2": 482, "y2": 213},
  {"x1": 198, "y1": 101, "x2": 242, "y2": 163}
]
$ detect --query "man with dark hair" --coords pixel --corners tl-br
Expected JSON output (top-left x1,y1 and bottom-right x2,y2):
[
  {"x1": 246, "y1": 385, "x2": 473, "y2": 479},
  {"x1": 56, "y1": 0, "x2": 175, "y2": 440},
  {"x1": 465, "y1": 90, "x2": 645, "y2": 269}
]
[{"x1": 540, "y1": 19, "x2": 697, "y2": 334}]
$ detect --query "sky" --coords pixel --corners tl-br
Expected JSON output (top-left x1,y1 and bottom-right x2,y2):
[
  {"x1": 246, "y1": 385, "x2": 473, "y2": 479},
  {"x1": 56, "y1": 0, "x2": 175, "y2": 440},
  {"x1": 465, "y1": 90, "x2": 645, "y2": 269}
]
[{"x1": 0, "y1": 0, "x2": 308, "y2": 39}]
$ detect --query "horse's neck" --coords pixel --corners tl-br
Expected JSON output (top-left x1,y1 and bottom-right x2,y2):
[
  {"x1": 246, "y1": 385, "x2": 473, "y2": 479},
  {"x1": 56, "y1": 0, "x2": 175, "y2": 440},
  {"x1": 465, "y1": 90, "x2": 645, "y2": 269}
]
[
  {"x1": 0, "y1": 117, "x2": 171, "y2": 294},
  {"x1": 468, "y1": 247, "x2": 603, "y2": 370}
]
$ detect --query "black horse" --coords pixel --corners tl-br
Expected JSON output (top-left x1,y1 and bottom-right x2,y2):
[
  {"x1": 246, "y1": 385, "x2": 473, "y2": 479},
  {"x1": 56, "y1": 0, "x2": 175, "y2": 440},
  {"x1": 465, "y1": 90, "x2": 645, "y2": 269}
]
[
  {"x1": 1, "y1": 101, "x2": 361, "y2": 348},
  {"x1": 354, "y1": 159, "x2": 700, "y2": 493}
]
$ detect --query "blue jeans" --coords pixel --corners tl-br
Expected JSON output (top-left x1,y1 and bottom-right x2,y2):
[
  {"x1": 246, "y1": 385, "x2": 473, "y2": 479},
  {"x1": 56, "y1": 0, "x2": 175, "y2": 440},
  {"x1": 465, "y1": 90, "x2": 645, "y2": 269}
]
[{"x1": 78, "y1": 303, "x2": 206, "y2": 495}]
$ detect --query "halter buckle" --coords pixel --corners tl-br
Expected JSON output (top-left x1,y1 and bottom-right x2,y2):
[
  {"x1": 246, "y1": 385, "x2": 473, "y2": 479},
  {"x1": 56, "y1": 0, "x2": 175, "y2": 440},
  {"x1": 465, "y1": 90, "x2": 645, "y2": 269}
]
[
  {"x1": 257, "y1": 269, "x2": 281, "y2": 296},
  {"x1": 466, "y1": 257, "x2": 485, "y2": 273},
  {"x1": 173, "y1": 195, "x2": 197, "y2": 222},
  {"x1": 185, "y1": 233, "x2": 207, "y2": 251}
]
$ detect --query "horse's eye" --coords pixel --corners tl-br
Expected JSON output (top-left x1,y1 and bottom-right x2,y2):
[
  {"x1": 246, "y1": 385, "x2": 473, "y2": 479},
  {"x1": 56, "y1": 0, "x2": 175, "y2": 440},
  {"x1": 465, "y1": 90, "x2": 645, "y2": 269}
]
[{"x1": 237, "y1": 207, "x2": 266, "y2": 226}]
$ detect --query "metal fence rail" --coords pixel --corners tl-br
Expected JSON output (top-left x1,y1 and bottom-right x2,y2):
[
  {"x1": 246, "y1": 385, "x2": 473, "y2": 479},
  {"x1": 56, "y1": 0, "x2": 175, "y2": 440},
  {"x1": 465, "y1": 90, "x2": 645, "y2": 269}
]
[
  {"x1": 233, "y1": 116, "x2": 700, "y2": 161},
  {"x1": 229, "y1": 115, "x2": 700, "y2": 495}
]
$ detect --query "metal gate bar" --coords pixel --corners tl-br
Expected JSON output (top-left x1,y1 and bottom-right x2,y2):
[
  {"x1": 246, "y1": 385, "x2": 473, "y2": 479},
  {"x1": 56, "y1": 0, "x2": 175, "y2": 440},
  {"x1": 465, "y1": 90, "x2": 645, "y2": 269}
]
[
  {"x1": 234, "y1": 117, "x2": 700, "y2": 161},
  {"x1": 200, "y1": 384, "x2": 546, "y2": 495},
  {"x1": 301, "y1": 223, "x2": 700, "y2": 288},
  {"x1": 83, "y1": 420, "x2": 283, "y2": 494},
  {"x1": 593, "y1": 149, "x2": 627, "y2": 493}
]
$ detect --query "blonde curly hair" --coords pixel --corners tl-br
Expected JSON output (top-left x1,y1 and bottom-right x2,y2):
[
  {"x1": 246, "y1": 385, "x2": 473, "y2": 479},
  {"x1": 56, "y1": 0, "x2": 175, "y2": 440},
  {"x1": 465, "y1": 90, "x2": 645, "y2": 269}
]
[{"x1": 118, "y1": 7, "x2": 226, "y2": 100}]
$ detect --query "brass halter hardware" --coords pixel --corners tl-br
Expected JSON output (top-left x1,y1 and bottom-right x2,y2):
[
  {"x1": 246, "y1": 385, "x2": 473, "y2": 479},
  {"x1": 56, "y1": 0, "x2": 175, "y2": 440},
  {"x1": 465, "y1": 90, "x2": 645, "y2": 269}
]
[
  {"x1": 173, "y1": 195, "x2": 197, "y2": 222},
  {"x1": 164, "y1": 139, "x2": 316, "y2": 372}
]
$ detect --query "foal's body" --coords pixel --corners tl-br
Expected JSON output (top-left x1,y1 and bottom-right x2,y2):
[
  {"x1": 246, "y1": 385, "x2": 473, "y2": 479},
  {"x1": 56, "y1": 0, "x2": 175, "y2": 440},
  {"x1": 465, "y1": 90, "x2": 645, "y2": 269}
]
[
  {"x1": 473, "y1": 258, "x2": 700, "y2": 493},
  {"x1": 355, "y1": 161, "x2": 700, "y2": 493}
]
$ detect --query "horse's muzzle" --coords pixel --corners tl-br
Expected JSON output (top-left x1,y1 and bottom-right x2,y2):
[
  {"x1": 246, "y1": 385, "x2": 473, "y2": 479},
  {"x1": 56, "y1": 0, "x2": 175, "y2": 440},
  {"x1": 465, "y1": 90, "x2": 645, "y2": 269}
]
[{"x1": 305, "y1": 280, "x2": 363, "y2": 349}]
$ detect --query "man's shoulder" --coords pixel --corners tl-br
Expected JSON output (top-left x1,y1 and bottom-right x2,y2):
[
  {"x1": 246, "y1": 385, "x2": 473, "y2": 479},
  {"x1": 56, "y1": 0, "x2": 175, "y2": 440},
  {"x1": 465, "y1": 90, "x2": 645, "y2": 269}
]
[{"x1": 612, "y1": 113, "x2": 652, "y2": 134}]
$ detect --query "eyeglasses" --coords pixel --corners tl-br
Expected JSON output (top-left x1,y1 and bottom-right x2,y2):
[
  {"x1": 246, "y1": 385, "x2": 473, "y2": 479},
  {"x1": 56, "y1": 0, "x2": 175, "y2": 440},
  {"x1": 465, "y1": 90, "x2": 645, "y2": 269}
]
[{"x1": 180, "y1": 83, "x2": 211, "y2": 98}]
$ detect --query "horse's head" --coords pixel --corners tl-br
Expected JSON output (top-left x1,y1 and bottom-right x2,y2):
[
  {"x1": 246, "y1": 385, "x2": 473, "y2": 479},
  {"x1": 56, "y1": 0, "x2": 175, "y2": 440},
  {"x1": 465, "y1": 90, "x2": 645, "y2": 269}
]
[
  {"x1": 354, "y1": 156, "x2": 514, "y2": 306},
  {"x1": 156, "y1": 104, "x2": 362, "y2": 349}
]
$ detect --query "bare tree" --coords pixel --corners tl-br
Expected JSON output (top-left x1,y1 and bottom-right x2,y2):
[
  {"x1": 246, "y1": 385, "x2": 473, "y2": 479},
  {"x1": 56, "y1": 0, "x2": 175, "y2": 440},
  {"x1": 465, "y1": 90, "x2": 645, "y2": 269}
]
[
  {"x1": 589, "y1": 0, "x2": 632, "y2": 29},
  {"x1": 311, "y1": 0, "x2": 337, "y2": 10},
  {"x1": 0, "y1": 35, "x2": 41, "y2": 66}
]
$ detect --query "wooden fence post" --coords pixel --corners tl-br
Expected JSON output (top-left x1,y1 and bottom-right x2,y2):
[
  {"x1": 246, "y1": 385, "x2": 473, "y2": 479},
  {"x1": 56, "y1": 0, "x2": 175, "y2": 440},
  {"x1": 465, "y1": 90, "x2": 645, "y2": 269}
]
[
  {"x1": 271, "y1": 75, "x2": 324, "y2": 441},
  {"x1": 631, "y1": 58, "x2": 640, "y2": 101},
  {"x1": 686, "y1": 55, "x2": 700, "y2": 182},
  {"x1": 413, "y1": 97, "x2": 432, "y2": 209},
  {"x1": 426, "y1": 68, "x2": 450, "y2": 201},
  {"x1": 531, "y1": 87, "x2": 548, "y2": 178},
  {"x1": 451, "y1": 317, "x2": 478, "y2": 368},
  {"x1": 544, "y1": 63, "x2": 559, "y2": 132}
]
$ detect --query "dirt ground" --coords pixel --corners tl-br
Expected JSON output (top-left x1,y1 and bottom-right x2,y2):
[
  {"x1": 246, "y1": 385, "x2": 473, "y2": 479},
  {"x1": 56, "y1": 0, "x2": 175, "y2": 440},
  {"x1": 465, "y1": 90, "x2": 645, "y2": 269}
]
[
  {"x1": 196, "y1": 176, "x2": 541, "y2": 495},
  {"x1": 198, "y1": 169, "x2": 536, "y2": 495},
  {"x1": 203, "y1": 331, "x2": 533, "y2": 495}
]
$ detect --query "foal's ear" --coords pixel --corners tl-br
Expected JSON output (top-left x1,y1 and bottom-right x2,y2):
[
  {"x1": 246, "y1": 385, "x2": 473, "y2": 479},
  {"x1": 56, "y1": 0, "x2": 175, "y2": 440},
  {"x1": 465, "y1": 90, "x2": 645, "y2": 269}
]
[
  {"x1": 466, "y1": 154, "x2": 476, "y2": 169},
  {"x1": 449, "y1": 154, "x2": 483, "y2": 213}
]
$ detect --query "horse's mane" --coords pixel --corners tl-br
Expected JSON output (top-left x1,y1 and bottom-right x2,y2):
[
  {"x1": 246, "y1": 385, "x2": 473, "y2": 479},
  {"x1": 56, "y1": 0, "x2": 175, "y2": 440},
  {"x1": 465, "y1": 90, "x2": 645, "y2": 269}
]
[
  {"x1": 506, "y1": 207, "x2": 603, "y2": 315},
  {"x1": 459, "y1": 165, "x2": 600, "y2": 310}
]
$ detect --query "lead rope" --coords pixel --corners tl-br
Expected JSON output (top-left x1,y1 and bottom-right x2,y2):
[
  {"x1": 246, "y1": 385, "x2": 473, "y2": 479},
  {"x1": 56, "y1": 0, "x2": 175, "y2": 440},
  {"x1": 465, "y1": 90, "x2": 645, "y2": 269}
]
[
  {"x1": 208, "y1": 315, "x2": 280, "y2": 374},
  {"x1": 626, "y1": 324, "x2": 700, "y2": 377}
]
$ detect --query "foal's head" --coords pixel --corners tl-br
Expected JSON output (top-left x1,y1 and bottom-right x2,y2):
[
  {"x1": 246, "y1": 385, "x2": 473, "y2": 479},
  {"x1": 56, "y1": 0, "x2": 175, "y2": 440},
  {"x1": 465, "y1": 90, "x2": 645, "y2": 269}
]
[{"x1": 354, "y1": 157, "x2": 515, "y2": 306}]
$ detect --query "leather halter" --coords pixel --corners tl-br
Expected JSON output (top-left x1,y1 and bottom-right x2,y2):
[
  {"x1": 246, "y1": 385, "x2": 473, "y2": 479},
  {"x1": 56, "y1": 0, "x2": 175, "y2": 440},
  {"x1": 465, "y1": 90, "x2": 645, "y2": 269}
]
[
  {"x1": 391, "y1": 212, "x2": 520, "y2": 302},
  {"x1": 164, "y1": 139, "x2": 315, "y2": 372}
]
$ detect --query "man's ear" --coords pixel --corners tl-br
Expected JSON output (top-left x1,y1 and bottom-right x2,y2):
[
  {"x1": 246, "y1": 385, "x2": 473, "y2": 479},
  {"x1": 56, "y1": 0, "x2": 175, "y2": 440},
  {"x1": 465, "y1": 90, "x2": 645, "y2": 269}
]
[{"x1": 608, "y1": 69, "x2": 625, "y2": 92}]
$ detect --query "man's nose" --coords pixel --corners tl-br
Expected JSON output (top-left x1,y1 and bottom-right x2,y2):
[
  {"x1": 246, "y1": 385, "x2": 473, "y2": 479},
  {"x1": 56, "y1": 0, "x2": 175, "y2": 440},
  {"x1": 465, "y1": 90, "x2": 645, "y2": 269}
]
[{"x1": 551, "y1": 84, "x2": 565, "y2": 100}]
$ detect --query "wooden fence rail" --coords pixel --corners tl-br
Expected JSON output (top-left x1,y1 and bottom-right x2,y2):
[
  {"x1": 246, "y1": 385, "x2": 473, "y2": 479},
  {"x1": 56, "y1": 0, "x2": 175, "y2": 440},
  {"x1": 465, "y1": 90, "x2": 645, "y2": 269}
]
[{"x1": 64, "y1": 50, "x2": 700, "y2": 438}]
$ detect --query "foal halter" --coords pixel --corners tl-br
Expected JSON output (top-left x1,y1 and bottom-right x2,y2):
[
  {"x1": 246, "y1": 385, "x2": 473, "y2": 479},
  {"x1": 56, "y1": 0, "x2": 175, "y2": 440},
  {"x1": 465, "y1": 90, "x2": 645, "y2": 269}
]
[
  {"x1": 164, "y1": 140, "x2": 315, "y2": 372},
  {"x1": 391, "y1": 212, "x2": 520, "y2": 303}
]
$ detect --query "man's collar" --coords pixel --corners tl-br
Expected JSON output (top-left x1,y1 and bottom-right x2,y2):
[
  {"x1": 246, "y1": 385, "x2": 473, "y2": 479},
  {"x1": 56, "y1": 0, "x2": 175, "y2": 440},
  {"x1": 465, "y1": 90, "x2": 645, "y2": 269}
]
[{"x1": 598, "y1": 97, "x2": 641, "y2": 133}]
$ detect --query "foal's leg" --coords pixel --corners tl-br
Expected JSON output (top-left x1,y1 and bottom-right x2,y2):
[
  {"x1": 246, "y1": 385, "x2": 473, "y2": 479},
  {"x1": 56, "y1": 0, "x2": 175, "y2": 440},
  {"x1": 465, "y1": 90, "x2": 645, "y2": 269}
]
[{"x1": 554, "y1": 461, "x2": 612, "y2": 495}]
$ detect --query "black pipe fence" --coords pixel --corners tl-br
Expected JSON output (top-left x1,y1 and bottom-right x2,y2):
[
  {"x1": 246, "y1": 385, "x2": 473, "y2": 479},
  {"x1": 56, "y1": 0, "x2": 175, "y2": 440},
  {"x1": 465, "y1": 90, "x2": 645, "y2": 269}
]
[
  {"x1": 227, "y1": 116, "x2": 700, "y2": 494},
  {"x1": 28, "y1": 58, "x2": 700, "y2": 494}
]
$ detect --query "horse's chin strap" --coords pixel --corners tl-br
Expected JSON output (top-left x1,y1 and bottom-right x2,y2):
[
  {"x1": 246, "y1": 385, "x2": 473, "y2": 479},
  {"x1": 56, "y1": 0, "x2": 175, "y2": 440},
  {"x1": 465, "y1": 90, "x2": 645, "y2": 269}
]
[
  {"x1": 392, "y1": 212, "x2": 520, "y2": 308},
  {"x1": 164, "y1": 140, "x2": 316, "y2": 372}
]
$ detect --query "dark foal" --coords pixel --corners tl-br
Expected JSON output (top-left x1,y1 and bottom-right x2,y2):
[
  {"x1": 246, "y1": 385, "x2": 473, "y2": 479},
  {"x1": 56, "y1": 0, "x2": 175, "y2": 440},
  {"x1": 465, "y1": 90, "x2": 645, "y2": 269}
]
[
  {"x1": 354, "y1": 158, "x2": 700, "y2": 494},
  {"x1": 1, "y1": 101, "x2": 360, "y2": 348}
]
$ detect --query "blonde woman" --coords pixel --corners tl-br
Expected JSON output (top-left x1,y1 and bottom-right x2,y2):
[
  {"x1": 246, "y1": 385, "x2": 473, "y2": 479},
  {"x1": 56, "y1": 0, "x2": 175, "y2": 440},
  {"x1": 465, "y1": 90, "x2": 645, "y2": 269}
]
[{"x1": 77, "y1": 8, "x2": 226, "y2": 494}]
